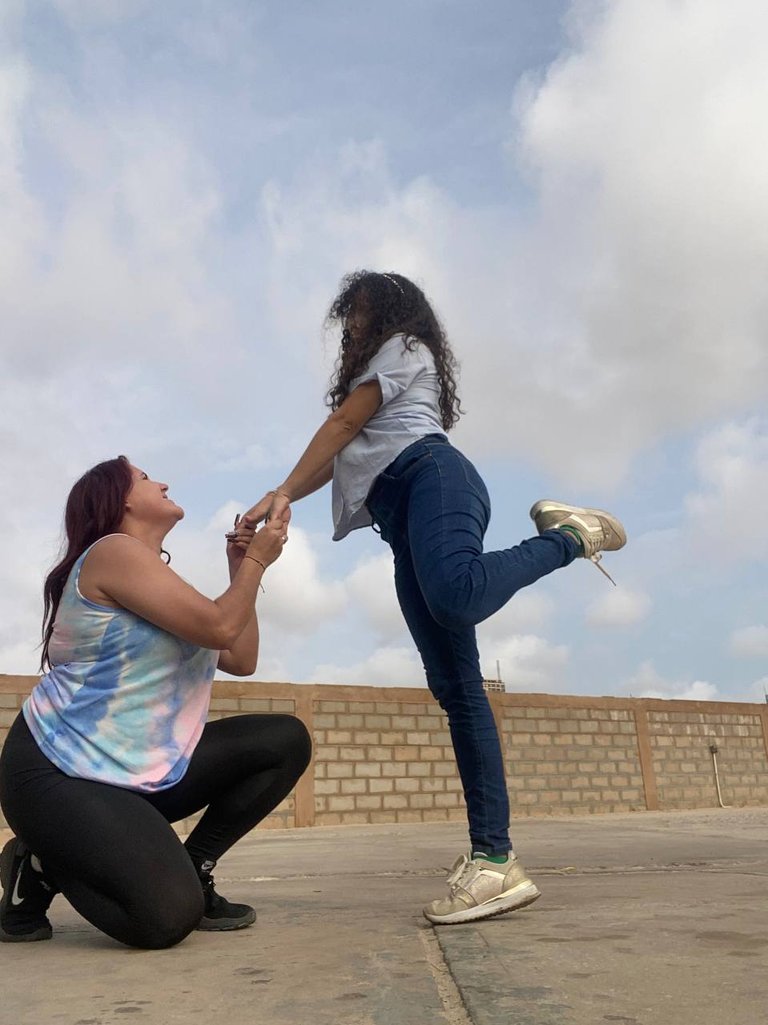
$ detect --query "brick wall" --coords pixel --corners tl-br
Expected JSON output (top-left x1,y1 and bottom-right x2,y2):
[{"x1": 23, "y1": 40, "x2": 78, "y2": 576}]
[
  {"x1": 501, "y1": 703, "x2": 646, "y2": 814},
  {"x1": 2, "y1": 675, "x2": 768, "y2": 833},
  {"x1": 648, "y1": 708, "x2": 768, "y2": 809},
  {"x1": 313, "y1": 696, "x2": 465, "y2": 826}
]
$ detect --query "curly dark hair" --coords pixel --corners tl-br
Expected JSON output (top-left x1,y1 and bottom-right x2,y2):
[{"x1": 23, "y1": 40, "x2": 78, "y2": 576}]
[{"x1": 325, "y1": 270, "x2": 462, "y2": 430}]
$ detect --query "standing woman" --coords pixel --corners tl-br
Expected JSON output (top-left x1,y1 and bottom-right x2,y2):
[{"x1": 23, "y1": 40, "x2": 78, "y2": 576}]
[
  {"x1": 241, "y1": 270, "x2": 625, "y2": 925},
  {"x1": 0, "y1": 456, "x2": 310, "y2": 947}
]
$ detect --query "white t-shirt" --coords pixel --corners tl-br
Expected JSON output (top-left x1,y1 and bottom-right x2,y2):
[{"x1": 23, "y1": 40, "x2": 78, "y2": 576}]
[{"x1": 331, "y1": 334, "x2": 446, "y2": 540}]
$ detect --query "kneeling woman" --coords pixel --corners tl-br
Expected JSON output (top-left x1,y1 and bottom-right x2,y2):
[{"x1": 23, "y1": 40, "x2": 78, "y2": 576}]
[{"x1": 0, "y1": 456, "x2": 310, "y2": 948}]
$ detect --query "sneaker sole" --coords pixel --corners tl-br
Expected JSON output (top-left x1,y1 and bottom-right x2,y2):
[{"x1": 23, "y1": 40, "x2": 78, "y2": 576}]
[
  {"x1": 529, "y1": 500, "x2": 626, "y2": 550},
  {"x1": 0, "y1": 839, "x2": 53, "y2": 943},
  {"x1": 0, "y1": 923, "x2": 53, "y2": 942},
  {"x1": 196, "y1": 909, "x2": 257, "y2": 932},
  {"x1": 424, "y1": 881, "x2": 541, "y2": 925}
]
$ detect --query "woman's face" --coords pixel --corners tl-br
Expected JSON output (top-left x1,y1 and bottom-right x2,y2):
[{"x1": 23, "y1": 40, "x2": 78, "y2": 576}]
[
  {"x1": 124, "y1": 465, "x2": 184, "y2": 524},
  {"x1": 344, "y1": 293, "x2": 372, "y2": 344}
]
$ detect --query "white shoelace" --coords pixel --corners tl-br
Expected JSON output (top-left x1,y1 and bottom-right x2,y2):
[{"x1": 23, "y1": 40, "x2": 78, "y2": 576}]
[
  {"x1": 445, "y1": 855, "x2": 477, "y2": 894},
  {"x1": 445, "y1": 855, "x2": 505, "y2": 895},
  {"x1": 590, "y1": 552, "x2": 617, "y2": 586}
]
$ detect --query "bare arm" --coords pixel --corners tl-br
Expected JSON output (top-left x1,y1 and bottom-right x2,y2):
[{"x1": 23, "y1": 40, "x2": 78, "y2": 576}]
[
  {"x1": 243, "y1": 380, "x2": 382, "y2": 524},
  {"x1": 279, "y1": 381, "x2": 382, "y2": 500},
  {"x1": 82, "y1": 522, "x2": 286, "y2": 651},
  {"x1": 216, "y1": 546, "x2": 260, "y2": 676},
  {"x1": 283, "y1": 459, "x2": 334, "y2": 502}
]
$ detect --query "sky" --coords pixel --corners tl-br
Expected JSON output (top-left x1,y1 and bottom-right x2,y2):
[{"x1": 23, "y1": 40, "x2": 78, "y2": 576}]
[{"x1": 1, "y1": 0, "x2": 767, "y2": 703}]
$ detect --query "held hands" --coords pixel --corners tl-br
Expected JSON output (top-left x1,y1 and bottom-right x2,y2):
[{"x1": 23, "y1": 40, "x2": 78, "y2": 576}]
[
  {"x1": 242, "y1": 490, "x2": 292, "y2": 529},
  {"x1": 225, "y1": 509, "x2": 289, "y2": 570},
  {"x1": 227, "y1": 488, "x2": 292, "y2": 582}
]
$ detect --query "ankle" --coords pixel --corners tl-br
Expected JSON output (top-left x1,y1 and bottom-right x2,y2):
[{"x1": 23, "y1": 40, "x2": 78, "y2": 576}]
[
  {"x1": 558, "y1": 525, "x2": 584, "y2": 554},
  {"x1": 188, "y1": 853, "x2": 217, "y2": 879},
  {"x1": 472, "y1": 851, "x2": 511, "y2": 865}
]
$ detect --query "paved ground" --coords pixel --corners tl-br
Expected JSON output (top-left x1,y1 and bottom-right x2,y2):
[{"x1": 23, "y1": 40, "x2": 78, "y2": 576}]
[{"x1": 1, "y1": 808, "x2": 767, "y2": 1025}]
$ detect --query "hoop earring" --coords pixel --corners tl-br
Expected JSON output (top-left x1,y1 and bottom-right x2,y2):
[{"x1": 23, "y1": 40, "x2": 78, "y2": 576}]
[{"x1": 160, "y1": 548, "x2": 171, "y2": 565}]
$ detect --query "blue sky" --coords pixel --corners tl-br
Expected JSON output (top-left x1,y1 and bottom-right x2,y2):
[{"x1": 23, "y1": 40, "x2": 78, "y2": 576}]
[{"x1": 2, "y1": 0, "x2": 767, "y2": 702}]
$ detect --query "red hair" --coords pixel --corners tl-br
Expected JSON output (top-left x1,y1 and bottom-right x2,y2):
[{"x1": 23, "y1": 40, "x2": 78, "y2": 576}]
[{"x1": 40, "y1": 456, "x2": 133, "y2": 670}]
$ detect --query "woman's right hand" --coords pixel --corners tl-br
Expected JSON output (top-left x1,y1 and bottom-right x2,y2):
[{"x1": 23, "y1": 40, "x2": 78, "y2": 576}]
[
  {"x1": 242, "y1": 490, "x2": 292, "y2": 528},
  {"x1": 245, "y1": 514, "x2": 289, "y2": 569},
  {"x1": 243, "y1": 492, "x2": 291, "y2": 528}
]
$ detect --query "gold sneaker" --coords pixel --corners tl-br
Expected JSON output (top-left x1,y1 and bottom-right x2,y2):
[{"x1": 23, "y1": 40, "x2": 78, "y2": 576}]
[
  {"x1": 423, "y1": 853, "x2": 541, "y2": 925},
  {"x1": 529, "y1": 499, "x2": 626, "y2": 586}
]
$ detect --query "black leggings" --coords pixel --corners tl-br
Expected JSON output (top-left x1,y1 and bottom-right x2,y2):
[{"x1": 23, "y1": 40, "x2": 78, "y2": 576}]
[{"x1": 0, "y1": 712, "x2": 311, "y2": 949}]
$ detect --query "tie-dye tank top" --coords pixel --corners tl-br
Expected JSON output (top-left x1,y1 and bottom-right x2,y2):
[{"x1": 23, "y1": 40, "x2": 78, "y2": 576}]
[{"x1": 23, "y1": 536, "x2": 219, "y2": 792}]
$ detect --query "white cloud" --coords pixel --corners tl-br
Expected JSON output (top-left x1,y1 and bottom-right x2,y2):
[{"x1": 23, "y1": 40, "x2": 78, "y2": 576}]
[
  {"x1": 260, "y1": 141, "x2": 460, "y2": 348},
  {"x1": 330, "y1": 559, "x2": 561, "y2": 687},
  {"x1": 342, "y1": 554, "x2": 554, "y2": 645},
  {"x1": 748, "y1": 677, "x2": 768, "y2": 703},
  {"x1": 729, "y1": 625, "x2": 768, "y2": 658},
  {"x1": 309, "y1": 645, "x2": 423, "y2": 688},
  {"x1": 139, "y1": 511, "x2": 347, "y2": 665},
  {"x1": 460, "y1": 0, "x2": 768, "y2": 486},
  {"x1": 0, "y1": 27, "x2": 230, "y2": 381},
  {"x1": 0, "y1": 549, "x2": 55, "y2": 675},
  {"x1": 664, "y1": 681, "x2": 719, "y2": 703},
  {"x1": 622, "y1": 660, "x2": 719, "y2": 702},
  {"x1": 685, "y1": 418, "x2": 768, "y2": 563},
  {"x1": 476, "y1": 591, "x2": 555, "y2": 640},
  {"x1": 586, "y1": 586, "x2": 652, "y2": 627},
  {"x1": 249, "y1": 2, "x2": 768, "y2": 495},
  {"x1": 214, "y1": 445, "x2": 272, "y2": 473},
  {"x1": 343, "y1": 553, "x2": 403, "y2": 641},
  {"x1": 2, "y1": 0, "x2": 767, "y2": 704},
  {"x1": 238, "y1": 526, "x2": 347, "y2": 637},
  {"x1": 481, "y1": 633, "x2": 569, "y2": 692},
  {"x1": 50, "y1": 0, "x2": 154, "y2": 24}
]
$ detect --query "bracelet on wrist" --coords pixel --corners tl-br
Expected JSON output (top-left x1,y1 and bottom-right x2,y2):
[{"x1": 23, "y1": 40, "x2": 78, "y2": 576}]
[
  {"x1": 269, "y1": 488, "x2": 291, "y2": 501},
  {"x1": 243, "y1": 554, "x2": 267, "y2": 593}
]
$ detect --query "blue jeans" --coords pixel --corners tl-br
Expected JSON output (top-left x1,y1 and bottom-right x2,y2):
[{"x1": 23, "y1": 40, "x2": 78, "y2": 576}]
[{"x1": 366, "y1": 434, "x2": 577, "y2": 855}]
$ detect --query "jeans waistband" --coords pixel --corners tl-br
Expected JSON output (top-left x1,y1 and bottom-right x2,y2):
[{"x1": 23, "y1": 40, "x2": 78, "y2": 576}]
[{"x1": 383, "y1": 433, "x2": 449, "y2": 477}]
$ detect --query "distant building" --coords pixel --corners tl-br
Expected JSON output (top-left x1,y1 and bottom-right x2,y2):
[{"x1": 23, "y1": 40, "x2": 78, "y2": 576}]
[{"x1": 482, "y1": 679, "x2": 506, "y2": 693}]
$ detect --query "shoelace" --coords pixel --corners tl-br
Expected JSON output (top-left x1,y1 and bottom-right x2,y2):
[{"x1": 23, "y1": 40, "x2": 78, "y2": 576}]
[
  {"x1": 590, "y1": 552, "x2": 617, "y2": 586},
  {"x1": 447, "y1": 858, "x2": 479, "y2": 895},
  {"x1": 444, "y1": 855, "x2": 504, "y2": 896},
  {"x1": 200, "y1": 874, "x2": 221, "y2": 909},
  {"x1": 559, "y1": 519, "x2": 618, "y2": 586}
]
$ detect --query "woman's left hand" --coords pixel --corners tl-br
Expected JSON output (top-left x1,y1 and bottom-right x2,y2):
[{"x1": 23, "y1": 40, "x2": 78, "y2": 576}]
[{"x1": 225, "y1": 513, "x2": 257, "y2": 564}]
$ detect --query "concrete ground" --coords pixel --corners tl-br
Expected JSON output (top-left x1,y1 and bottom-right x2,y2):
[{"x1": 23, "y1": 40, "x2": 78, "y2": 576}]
[{"x1": 1, "y1": 808, "x2": 767, "y2": 1025}]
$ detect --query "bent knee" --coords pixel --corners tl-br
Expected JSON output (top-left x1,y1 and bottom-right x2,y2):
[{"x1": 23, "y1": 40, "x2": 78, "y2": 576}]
[
  {"x1": 279, "y1": 715, "x2": 312, "y2": 772},
  {"x1": 123, "y1": 898, "x2": 203, "y2": 950},
  {"x1": 123, "y1": 910, "x2": 200, "y2": 947},
  {"x1": 427, "y1": 599, "x2": 476, "y2": 632}
]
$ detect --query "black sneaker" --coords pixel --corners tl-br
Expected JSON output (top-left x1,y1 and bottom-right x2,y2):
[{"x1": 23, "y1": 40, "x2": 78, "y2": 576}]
[
  {"x1": 0, "y1": 838, "x2": 55, "y2": 942},
  {"x1": 196, "y1": 868, "x2": 256, "y2": 932}
]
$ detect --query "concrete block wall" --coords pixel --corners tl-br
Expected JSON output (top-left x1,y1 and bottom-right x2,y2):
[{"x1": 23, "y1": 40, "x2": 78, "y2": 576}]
[
  {"x1": 312, "y1": 696, "x2": 466, "y2": 826},
  {"x1": 501, "y1": 703, "x2": 647, "y2": 814},
  {"x1": 204, "y1": 690, "x2": 298, "y2": 831},
  {"x1": 648, "y1": 708, "x2": 768, "y2": 809},
  {"x1": 2, "y1": 675, "x2": 768, "y2": 834}
]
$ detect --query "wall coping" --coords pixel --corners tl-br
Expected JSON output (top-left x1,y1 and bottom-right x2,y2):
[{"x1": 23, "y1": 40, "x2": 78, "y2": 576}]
[{"x1": 1, "y1": 673, "x2": 766, "y2": 717}]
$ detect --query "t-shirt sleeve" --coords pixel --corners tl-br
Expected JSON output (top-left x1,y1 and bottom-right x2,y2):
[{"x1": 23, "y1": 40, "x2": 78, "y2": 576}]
[{"x1": 353, "y1": 337, "x2": 428, "y2": 406}]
